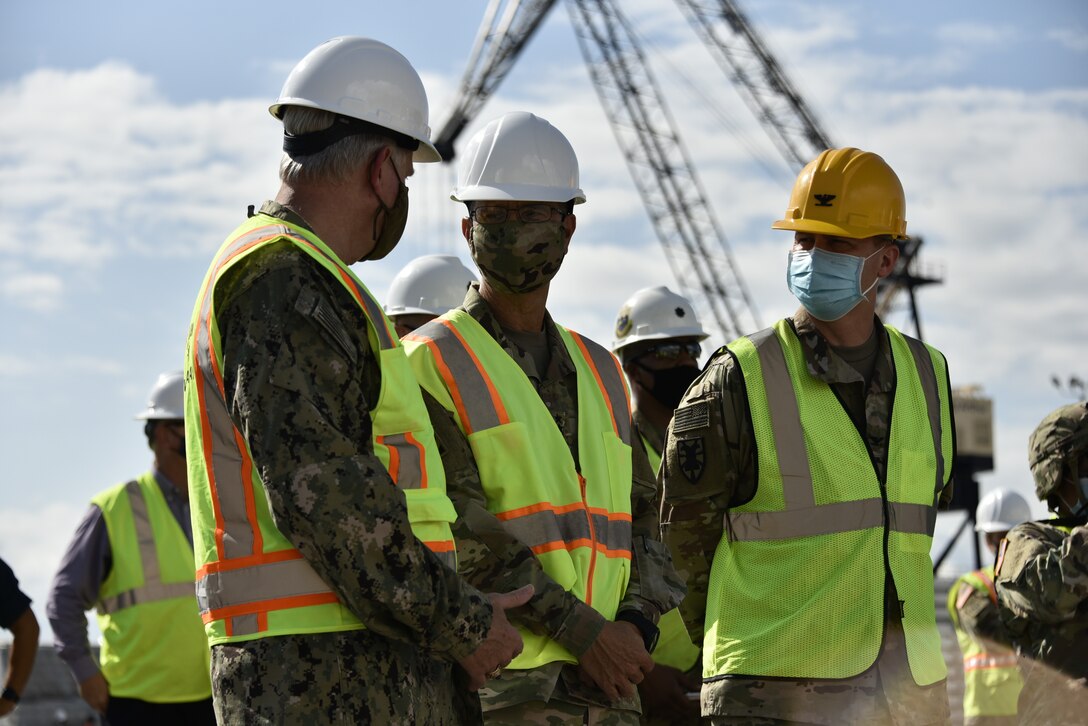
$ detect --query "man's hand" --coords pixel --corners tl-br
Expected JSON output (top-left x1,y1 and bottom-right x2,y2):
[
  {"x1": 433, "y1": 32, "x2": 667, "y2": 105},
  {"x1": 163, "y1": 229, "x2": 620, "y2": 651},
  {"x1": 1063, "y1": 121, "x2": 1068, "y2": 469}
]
[
  {"x1": 578, "y1": 620, "x2": 654, "y2": 701},
  {"x1": 79, "y1": 672, "x2": 109, "y2": 714},
  {"x1": 638, "y1": 663, "x2": 701, "y2": 718},
  {"x1": 458, "y1": 585, "x2": 533, "y2": 690}
]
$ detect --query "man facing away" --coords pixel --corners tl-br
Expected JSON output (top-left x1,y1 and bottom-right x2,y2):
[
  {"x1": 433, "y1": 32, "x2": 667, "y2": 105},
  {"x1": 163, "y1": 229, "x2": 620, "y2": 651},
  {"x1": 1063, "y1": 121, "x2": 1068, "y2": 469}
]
[
  {"x1": 47, "y1": 371, "x2": 214, "y2": 725},
  {"x1": 662, "y1": 147, "x2": 956, "y2": 725},
  {"x1": 404, "y1": 111, "x2": 685, "y2": 724},
  {"x1": 184, "y1": 37, "x2": 526, "y2": 724},
  {"x1": 947, "y1": 488, "x2": 1029, "y2": 726}
]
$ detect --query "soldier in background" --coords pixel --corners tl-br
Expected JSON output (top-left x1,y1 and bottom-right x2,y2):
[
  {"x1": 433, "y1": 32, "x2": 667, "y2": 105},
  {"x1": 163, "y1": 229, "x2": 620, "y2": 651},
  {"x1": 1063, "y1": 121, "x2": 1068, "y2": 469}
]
[
  {"x1": 612, "y1": 286, "x2": 707, "y2": 723},
  {"x1": 947, "y1": 488, "x2": 1030, "y2": 725},
  {"x1": 1, "y1": 557, "x2": 39, "y2": 719},
  {"x1": 995, "y1": 401, "x2": 1088, "y2": 725},
  {"x1": 384, "y1": 254, "x2": 477, "y2": 337}
]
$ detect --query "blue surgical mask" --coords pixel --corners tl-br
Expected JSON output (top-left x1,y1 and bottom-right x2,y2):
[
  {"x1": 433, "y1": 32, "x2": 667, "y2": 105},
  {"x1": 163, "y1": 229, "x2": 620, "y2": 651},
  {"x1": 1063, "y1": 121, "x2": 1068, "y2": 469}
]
[{"x1": 786, "y1": 245, "x2": 886, "y2": 321}]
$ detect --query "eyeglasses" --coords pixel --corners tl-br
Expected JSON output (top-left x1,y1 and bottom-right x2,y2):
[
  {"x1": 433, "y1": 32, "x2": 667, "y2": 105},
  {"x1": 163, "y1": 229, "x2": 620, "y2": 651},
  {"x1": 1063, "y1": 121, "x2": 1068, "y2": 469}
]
[
  {"x1": 470, "y1": 204, "x2": 566, "y2": 225},
  {"x1": 640, "y1": 342, "x2": 702, "y2": 361}
]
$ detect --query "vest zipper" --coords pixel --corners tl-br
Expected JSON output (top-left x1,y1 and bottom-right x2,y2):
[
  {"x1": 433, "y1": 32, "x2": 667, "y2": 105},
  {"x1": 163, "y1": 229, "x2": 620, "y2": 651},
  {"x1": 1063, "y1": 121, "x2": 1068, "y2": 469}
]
[{"x1": 579, "y1": 470, "x2": 598, "y2": 607}]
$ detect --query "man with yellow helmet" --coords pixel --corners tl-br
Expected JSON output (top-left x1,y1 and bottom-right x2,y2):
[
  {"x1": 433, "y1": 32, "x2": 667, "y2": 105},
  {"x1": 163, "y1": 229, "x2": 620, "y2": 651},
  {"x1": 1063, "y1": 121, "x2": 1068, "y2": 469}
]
[{"x1": 661, "y1": 148, "x2": 956, "y2": 724}]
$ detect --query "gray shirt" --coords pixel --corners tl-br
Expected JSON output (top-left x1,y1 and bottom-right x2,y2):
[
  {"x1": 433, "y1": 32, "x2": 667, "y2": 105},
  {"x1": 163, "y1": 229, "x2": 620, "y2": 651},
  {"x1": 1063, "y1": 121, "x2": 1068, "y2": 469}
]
[{"x1": 45, "y1": 468, "x2": 191, "y2": 684}]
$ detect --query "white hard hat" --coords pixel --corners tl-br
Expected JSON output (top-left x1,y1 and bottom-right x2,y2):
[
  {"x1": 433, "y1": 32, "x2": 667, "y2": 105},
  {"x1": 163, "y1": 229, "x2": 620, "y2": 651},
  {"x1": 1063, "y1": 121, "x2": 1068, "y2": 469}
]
[
  {"x1": 385, "y1": 255, "x2": 477, "y2": 317},
  {"x1": 612, "y1": 286, "x2": 708, "y2": 353},
  {"x1": 975, "y1": 488, "x2": 1032, "y2": 533},
  {"x1": 452, "y1": 112, "x2": 586, "y2": 204},
  {"x1": 270, "y1": 36, "x2": 440, "y2": 163},
  {"x1": 134, "y1": 371, "x2": 185, "y2": 421}
]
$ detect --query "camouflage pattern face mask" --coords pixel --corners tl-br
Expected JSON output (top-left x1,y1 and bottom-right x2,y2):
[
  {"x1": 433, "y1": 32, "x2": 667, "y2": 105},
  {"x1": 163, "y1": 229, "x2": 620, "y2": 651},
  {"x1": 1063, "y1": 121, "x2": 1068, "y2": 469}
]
[{"x1": 468, "y1": 219, "x2": 568, "y2": 294}]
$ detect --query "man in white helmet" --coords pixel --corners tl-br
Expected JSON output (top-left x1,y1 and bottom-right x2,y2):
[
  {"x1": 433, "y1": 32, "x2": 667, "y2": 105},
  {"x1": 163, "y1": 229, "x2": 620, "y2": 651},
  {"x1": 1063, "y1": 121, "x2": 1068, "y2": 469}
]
[
  {"x1": 612, "y1": 286, "x2": 706, "y2": 723},
  {"x1": 184, "y1": 38, "x2": 527, "y2": 724},
  {"x1": 662, "y1": 148, "x2": 956, "y2": 724},
  {"x1": 947, "y1": 489, "x2": 1030, "y2": 725},
  {"x1": 46, "y1": 371, "x2": 214, "y2": 726},
  {"x1": 385, "y1": 254, "x2": 478, "y2": 337},
  {"x1": 404, "y1": 111, "x2": 684, "y2": 724}
]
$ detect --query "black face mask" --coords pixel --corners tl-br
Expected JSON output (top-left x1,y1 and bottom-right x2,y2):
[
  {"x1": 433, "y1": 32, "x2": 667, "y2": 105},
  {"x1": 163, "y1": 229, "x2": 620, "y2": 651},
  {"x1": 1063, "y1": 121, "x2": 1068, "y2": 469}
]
[{"x1": 637, "y1": 364, "x2": 700, "y2": 410}]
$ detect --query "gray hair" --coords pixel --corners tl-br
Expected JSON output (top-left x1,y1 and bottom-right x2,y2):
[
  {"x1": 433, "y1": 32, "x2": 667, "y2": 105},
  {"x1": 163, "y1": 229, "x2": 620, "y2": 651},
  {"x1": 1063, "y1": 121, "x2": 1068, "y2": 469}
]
[{"x1": 278, "y1": 106, "x2": 392, "y2": 185}]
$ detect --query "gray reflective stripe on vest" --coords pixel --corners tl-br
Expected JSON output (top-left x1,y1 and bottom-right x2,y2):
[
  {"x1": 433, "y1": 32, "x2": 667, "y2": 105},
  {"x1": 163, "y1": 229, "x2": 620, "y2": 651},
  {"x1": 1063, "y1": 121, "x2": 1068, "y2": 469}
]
[
  {"x1": 97, "y1": 481, "x2": 195, "y2": 615},
  {"x1": 412, "y1": 320, "x2": 505, "y2": 434},
  {"x1": 902, "y1": 335, "x2": 945, "y2": 498},
  {"x1": 727, "y1": 326, "x2": 940, "y2": 542},
  {"x1": 379, "y1": 433, "x2": 423, "y2": 489},
  {"x1": 567, "y1": 330, "x2": 633, "y2": 445},
  {"x1": 501, "y1": 508, "x2": 632, "y2": 553},
  {"x1": 196, "y1": 557, "x2": 336, "y2": 616}
]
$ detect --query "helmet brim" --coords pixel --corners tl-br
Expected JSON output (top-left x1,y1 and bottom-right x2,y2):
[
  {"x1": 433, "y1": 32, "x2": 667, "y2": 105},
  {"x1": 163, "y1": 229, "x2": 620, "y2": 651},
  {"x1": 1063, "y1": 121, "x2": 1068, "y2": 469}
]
[{"x1": 772, "y1": 217, "x2": 908, "y2": 241}]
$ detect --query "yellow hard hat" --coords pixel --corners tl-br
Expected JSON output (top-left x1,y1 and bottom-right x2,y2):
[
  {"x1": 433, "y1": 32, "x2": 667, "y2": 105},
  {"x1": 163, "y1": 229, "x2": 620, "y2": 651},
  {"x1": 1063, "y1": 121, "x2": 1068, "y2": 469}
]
[{"x1": 772, "y1": 147, "x2": 908, "y2": 240}]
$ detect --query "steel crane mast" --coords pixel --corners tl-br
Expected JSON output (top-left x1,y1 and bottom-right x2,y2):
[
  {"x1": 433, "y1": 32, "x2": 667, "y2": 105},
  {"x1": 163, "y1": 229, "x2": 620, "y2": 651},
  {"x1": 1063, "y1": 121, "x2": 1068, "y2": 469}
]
[
  {"x1": 566, "y1": 0, "x2": 760, "y2": 339},
  {"x1": 432, "y1": 0, "x2": 560, "y2": 162},
  {"x1": 674, "y1": 0, "x2": 833, "y2": 170}
]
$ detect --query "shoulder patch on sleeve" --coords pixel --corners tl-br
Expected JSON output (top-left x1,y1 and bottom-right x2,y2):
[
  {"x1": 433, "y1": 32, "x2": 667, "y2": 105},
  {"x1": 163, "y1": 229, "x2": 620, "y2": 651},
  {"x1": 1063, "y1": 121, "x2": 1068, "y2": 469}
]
[{"x1": 673, "y1": 400, "x2": 709, "y2": 433}]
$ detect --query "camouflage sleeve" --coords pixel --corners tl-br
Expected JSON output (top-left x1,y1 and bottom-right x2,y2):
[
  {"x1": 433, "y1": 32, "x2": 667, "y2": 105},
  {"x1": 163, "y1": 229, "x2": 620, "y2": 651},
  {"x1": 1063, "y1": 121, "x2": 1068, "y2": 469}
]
[
  {"x1": 216, "y1": 244, "x2": 491, "y2": 661},
  {"x1": 660, "y1": 350, "x2": 754, "y2": 645},
  {"x1": 996, "y1": 522, "x2": 1088, "y2": 624},
  {"x1": 422, "y1": 391, "x2": 607, "y2": 657},
  {"x1": 616, "y1": 433, "x2": 686, "y2": 623},
  {"x1": 957, "y1": 587, "x2": 1012, "y2": 649}
]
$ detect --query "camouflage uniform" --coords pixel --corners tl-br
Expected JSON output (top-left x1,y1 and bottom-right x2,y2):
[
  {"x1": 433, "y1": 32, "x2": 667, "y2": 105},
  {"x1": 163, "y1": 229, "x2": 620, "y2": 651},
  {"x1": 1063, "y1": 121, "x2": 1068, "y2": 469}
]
[
  {"x1": 422, "y1": 284, "x2": 686, "y2": 725},
  {"x1": 994, "y1": 401, "x2": 1088, "y2": 725},
  {"x1": 204, "y1": 202, "x2": 492, "y2": 725},
  {"x1": 994, "y1": 521, "x2": 1088, "y2": 725},
  {"x1": 661, "y1": 310, "x2": 953, "y2": 726}
]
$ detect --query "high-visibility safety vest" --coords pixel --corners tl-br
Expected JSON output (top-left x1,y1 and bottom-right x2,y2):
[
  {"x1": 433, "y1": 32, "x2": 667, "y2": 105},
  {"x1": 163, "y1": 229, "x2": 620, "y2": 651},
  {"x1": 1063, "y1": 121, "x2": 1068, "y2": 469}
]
[
  {"x1": 948, "y1": 566, "x2": 1022, "y2": 718},
  {"x1": 704, "y1": 320, "x2": 952, "y2": 685},
  {"x1": 404, "y1": 311, "x2": 634, "y2": 669},
  {"x1": 185, "y1": 215, "x2": 458, "y2": 645},
  {"x1": 91, "y1": 472, "x2": 211, "y2": 702},
  {"x1": 640, "y1": 437, "x2": 700, "y2": 672}
]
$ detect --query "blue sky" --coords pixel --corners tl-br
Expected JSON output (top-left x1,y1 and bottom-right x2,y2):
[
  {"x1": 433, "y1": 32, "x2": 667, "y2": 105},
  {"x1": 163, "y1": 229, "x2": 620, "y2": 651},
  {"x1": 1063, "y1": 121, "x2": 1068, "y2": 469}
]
[{"x1": 2, "y1": 0, "x2": 1086, "y2": 642}]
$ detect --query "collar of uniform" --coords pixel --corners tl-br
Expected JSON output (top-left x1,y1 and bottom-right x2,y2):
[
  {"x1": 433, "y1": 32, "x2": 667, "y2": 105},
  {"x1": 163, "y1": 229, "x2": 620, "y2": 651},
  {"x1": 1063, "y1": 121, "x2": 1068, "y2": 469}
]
[
  {"x1": 257, "y1": 200, "x2": 313, "y2": 232},
  {"x1": 461, "y1": 283, "x2": 575, "y2": 384},
  {"x1": 789, "y1": 308, "x2": 895, "y2": 392}
]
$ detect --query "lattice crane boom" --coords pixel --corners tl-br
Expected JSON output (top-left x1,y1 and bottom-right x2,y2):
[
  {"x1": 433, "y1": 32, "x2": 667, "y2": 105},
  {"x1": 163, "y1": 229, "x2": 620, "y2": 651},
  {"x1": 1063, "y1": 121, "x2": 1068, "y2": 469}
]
[
  {"x1": 674, "y1": 0, "x2": 833, "y2": 170},
  {"x1": 566, "y1": 0, "x2": 760, "y2": 340}
]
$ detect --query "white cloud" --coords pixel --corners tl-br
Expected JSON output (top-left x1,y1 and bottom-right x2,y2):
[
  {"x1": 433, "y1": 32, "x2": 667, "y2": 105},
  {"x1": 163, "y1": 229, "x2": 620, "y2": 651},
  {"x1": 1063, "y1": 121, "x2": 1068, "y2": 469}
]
[
  {"x1": 1047, "y1": 27, "x2": 1088, "y2": 52},
  {"x1": 1, "y1": 270, "x2": 64, "y2": 311},
  {"x1": 935, "y1": 22, "x2": 1016, "y2": 46}
]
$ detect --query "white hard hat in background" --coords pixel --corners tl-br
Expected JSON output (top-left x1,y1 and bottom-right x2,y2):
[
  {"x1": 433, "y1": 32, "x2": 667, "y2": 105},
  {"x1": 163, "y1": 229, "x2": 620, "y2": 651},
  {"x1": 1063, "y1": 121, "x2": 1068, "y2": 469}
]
[
  {"x1": 134, "y1": 371, "x2": 185, "y2": 420},
  {"x1": 975, "y1": 488, "x2": 1032, "y2": 533},
  {"x1": 612, "y1": 286, "x2": 708, "y2": 354},
  {"x1": 452, "y1": 112, "x2": 586, "y2": 204},
  {"x1": 270, "y1": 36, "x2": 441, "y2": 163},
  {"x1": 385, "y1": 255, "x2": 477, "y2": 317}
]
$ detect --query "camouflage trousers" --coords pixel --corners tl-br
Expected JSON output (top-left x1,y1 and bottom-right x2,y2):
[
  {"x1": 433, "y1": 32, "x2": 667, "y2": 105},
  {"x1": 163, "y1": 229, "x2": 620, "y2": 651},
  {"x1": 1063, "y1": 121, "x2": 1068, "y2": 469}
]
[
  {"x1": 485, "y1": 699, "x2": 641, "y2": 725},
  {"x1": 211, "y1": 629, "x2": 481, "y2": 725}
]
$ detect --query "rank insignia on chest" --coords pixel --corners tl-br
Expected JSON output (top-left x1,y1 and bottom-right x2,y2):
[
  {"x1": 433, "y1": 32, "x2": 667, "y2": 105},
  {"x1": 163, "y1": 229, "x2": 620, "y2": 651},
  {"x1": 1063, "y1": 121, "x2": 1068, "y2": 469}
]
[{"x1": 677, "y1": 437, "x2": 706, "y2": 484}]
